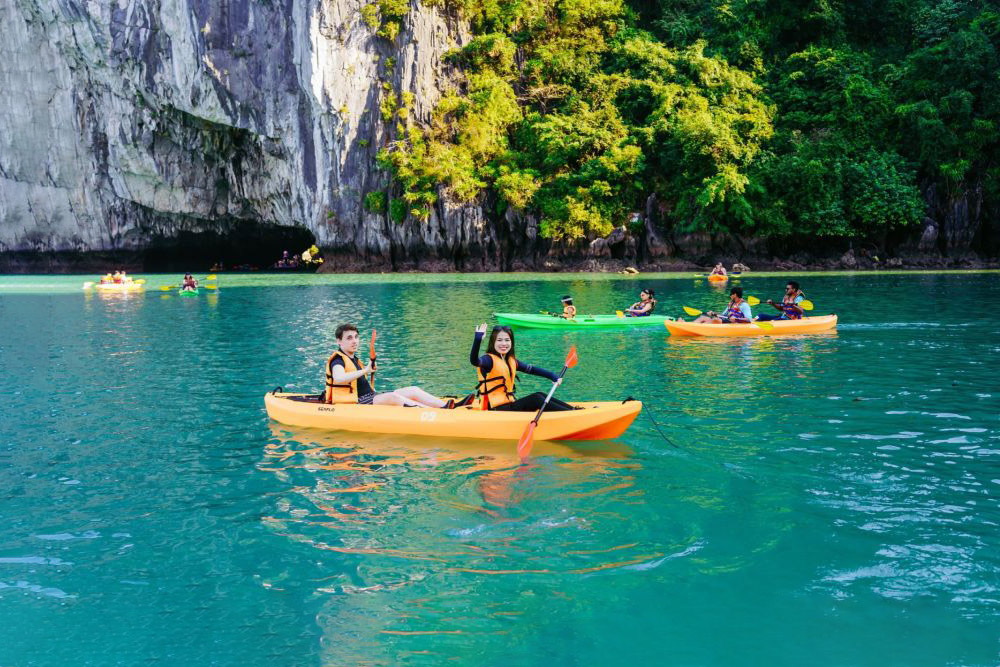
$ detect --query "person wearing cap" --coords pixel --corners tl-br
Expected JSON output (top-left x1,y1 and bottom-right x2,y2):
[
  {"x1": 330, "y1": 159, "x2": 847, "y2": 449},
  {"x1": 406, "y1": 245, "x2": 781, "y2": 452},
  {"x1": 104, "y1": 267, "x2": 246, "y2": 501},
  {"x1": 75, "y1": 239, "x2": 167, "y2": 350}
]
[
  {"x1": 560, "y1": 296, "x2": 577, "y2": 319},
  {"x1": 625, "y1": 289, "x2": 657, "y2": 316}
]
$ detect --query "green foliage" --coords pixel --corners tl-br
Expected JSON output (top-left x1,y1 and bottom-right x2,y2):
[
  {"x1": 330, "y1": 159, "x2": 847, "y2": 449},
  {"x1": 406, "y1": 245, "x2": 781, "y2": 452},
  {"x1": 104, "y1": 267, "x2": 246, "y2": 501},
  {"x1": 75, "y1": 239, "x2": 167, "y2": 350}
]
[
  {"x1": 364, "y1": 190, "x2": 387, "y2": 214},
  {"x1": 361, "y1": 0, "x2": 409, "y2": 41},
  {"x1": 363, "y1": 0, "x2": 999, "y2": 243}
]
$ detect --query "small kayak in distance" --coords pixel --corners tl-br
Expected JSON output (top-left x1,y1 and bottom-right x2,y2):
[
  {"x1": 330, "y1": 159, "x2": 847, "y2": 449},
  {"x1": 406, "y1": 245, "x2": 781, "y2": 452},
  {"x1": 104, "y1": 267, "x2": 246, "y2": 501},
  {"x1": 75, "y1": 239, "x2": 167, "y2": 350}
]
[
  {"x1": 178, "y1": 289, "x2": 199, "y2": 296},
  {"x1": 707, "y1": 274, "x2": 728, "y2": 282},
  {"x1": 495, "y1": 312, "x2": 672, "y2": 329},
  {"x1": 265, "y1": 392, "x2": 642, "y2": 441},
  {"x1": 665, "y1": 314, "x2": 838, "y2": 337}
]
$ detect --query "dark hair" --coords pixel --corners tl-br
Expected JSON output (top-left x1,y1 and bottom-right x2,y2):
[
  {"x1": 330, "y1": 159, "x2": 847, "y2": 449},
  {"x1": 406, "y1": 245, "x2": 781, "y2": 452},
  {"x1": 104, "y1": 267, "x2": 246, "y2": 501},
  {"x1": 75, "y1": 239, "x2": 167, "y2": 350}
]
[
  {"x1": 642, "y1": 288, "x2": 655, "y2": 298},
  {"x1": 487, "y1": 325, "x2": 516, "y2": 358},
  {"x1": 730, "y1": 286, "x2": 743, "y2": 298},
  {"x1": 335, "y1": 323, "x2": 358, "y2": 340},
  {"x1": 561, "y1": 295, "x2": 573, "y2": 304},
  {"x1": 787, "y1": 281, "x2": 800, "y2": 291}
]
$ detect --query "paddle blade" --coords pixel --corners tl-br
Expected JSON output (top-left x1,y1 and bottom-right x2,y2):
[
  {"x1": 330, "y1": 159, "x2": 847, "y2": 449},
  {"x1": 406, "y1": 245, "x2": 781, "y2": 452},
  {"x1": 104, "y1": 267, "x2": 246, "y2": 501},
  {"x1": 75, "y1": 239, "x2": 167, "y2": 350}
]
[
  {"x1": 754, "y1": 321, "x2": 774, "y2": 330},
  {"x1": 516, "y1": 420, "x2": 537, "y2": 459},
  {"x1": 203, "y1": 284, "x2": 217, "y2": 289},
  {"x1": 800, "y1": 299, "x2": 814, "y2": 311},
  {"x1": 616, "y1": 310, "x2": 624, "y2": 318},
  {"x1": 564, "y1": 345, "x2": 578, "y2": 369},
  {"x1": 369, "y1": 329, "x2": 377, "y2": 360},
  {"x1": 159, "y1": 286, "x2": 171, "y2": 291},
  {"x1": 747, "y1": 296, "x2": 760, "y2": 306},
  {"x1": 205, "y1": 274, "x2": 217, "y2": 281},
  {"x1": 135, "y1": 279, "x2": 146, "y2": 285},
  {"x1": 683, "y1": 306, "x2": 702, "y2": 317}
]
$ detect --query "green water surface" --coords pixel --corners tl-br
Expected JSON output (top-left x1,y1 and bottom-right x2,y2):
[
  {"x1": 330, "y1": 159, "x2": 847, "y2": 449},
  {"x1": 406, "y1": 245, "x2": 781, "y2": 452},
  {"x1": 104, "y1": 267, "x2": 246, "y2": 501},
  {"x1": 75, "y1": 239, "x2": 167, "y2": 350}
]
[{"x1": 0, "y1": 272, "x2": 997, "y2": 666}]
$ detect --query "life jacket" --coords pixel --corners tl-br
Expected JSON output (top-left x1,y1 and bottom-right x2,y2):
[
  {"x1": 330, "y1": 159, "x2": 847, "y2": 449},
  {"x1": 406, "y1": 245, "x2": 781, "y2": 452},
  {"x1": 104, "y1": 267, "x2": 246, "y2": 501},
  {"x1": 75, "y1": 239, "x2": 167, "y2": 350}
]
[
  {"x1": 782, "y1": 293, "x2": 803, "y2": 319},
  {"x1": 563, "y1": 305, "x2": 576, "y2": 318},
  {"x1": 724, "y1": 299, "x2": 747, "y2": 321},
  {"x1": 476, "y1": 353, "x2": 517, "y2": 410},
  {"x1": 325, "y1": 350, "x2": 362, "y2": 404}
]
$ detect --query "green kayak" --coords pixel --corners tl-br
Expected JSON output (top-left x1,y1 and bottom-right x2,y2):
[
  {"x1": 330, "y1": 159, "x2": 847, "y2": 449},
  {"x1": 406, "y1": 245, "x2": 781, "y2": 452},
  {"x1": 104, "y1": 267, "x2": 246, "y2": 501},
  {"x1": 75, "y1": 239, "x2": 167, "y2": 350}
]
[
  {"x1": 495, "y1": 312, "x2": 673, "y2": 329},
  {"x1": 178, "y1": 289, "x2": 199, "y2": 297}
]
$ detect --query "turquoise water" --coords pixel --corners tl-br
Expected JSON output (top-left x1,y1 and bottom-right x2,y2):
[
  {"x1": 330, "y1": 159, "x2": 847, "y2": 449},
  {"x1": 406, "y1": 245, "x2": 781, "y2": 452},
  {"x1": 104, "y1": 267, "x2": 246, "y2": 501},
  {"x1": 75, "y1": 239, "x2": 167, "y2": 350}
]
[{"x1": 0, "y1": 272, "x2": 998, "y2": 665}]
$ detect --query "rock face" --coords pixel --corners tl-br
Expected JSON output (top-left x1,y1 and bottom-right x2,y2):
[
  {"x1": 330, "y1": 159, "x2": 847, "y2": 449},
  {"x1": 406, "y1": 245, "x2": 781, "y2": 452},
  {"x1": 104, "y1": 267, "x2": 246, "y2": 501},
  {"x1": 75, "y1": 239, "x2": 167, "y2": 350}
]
[{"x1": 0, "y1": 0, "x2": 475, "y2": 267}]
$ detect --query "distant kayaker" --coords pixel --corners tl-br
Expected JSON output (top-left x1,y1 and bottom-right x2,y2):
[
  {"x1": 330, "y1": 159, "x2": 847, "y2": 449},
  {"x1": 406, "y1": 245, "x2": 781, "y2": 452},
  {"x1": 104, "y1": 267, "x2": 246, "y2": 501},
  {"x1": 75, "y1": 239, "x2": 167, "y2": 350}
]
[
  {"x1": 326, "y1": 323, "x2": 460, "y2": 408},
  {"x1": 471, "y1": 323, "x2": 574, "y2": 412},
  {"x1": 710, "y1": 263, "x2": 727, "y2": 277},
  {"x1": 181, "y1": 274, "x2": 198, "y2": 291},
  {"x1": 100, "y1": 273, "x2": 113, "y2": 284},
  {"x1": 561, "y1": 296, "x2": 577, "y2": 319},
  {"x1": 756, "y1": 281, "x2": 804, "y2": 321},
  {"x1": 683, "y1": 286, "x2": 752, "y2": 324},
  {"x1": 112, "y1": 271, "x2": 122, "y2": 283},
  {"x1": 626, "y1": 289, "x2": 657, "y2": 316}
]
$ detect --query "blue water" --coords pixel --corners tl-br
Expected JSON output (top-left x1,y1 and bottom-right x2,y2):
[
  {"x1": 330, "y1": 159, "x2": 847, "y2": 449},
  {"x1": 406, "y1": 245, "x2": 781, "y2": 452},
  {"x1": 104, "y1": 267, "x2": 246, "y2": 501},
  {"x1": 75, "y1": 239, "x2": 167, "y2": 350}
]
[{"x1": 0, "y1": 272, "x2": 998, "y2": 665}]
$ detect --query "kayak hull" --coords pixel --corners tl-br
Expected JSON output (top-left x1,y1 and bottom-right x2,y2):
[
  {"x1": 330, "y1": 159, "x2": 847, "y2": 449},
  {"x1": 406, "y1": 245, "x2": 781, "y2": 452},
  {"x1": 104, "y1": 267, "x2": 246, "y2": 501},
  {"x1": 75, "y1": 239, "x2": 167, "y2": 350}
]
[
  {"x1": 93, "y1": 283, "x2": 143, "y2": 292},
  {"x1": 265, "y1": 392, "x2": 642, "y2": 441},
  {"x1": 495, "y1": 312, "x2": 672, "y2": 329},
  {"x1": 707, "y1": 274, "x2": 728, "y2": 282},
  {"x1": 665, "y1": 314, "x2": 838, "y2": 337},
  {"x1": 179, "y1": 289, "x2": 199, "y2": 296}
]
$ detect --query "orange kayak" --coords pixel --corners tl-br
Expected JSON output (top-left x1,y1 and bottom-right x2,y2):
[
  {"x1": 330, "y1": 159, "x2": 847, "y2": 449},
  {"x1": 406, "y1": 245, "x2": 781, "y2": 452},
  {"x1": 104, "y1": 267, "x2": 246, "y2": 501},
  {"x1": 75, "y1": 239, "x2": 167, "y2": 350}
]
[
  {"x1": 665, "y1": 314, "x2": 838, "y2": 337},
  {"x1": 265, "y1": 392, "x2": 642, "y2": 441},
  {"x1": 707, "y1": 274, "x2": 728, "y2": 282}
]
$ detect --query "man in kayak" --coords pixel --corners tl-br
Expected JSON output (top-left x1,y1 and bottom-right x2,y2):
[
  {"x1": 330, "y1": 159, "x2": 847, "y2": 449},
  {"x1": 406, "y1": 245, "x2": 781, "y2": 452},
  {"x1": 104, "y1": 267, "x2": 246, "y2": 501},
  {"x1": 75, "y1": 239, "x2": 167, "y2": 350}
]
[
  {"x1": 326, "y1": 323, "x2": 461, "y2": 408},
  {"x1": 181, "y1": 274, "x2": 198, "y2": 291},
  {"x1": 684, "y1": 287, "x2": 752, "y2": 323},
  {"x1": 756, "y1": 281, "x2": 804, "y2": 321}
]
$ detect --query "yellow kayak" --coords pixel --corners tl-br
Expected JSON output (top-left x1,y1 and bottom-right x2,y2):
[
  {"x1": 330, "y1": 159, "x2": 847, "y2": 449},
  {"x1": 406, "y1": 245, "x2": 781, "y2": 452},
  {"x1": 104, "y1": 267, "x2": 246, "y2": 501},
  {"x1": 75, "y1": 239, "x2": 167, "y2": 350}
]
[
  {"x1": 665, "y1": 314, "x2": 838, "y2": 337},
  {"x1": 265, "y1": 392, "x2": 642, "y2": 441}
]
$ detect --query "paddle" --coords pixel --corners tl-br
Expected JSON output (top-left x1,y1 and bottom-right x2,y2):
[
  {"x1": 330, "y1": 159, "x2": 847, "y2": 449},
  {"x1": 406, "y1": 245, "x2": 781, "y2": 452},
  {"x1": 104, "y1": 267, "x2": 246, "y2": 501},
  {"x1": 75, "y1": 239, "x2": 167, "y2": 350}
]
[
  {"x1": 616, "y1": 310, "x2": 625, "y2": 318},
  {"x1": 516, "y1": 346, "x2": 578, "y2": 459},
  {"x1": 369, "y1": 329, "x2": 377, "y2": 390}
]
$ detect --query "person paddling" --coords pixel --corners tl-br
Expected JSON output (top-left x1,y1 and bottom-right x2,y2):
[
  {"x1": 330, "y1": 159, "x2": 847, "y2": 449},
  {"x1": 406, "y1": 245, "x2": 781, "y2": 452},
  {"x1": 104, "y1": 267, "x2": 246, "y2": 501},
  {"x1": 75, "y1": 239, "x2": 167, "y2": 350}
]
[
  {"x1": 709, "y1": 262, "x2": 727, "y2": 277},
  {"x1": 181, "y1": 273, "x2": 198, "y2": 291},
  {"x1": 682, "y1": 286, "x2": 752, "y2": 323},
  {"x1": 625, "y1": 289, "x2": 657, "y2": 317},
  {"x1": 756, "y1": 281, "x2": 805, "y2": 321},
  {"x1": 471, "y1": 323, "x2": 574, "y2": 411},
  {"x1": 560, "y1": 296, "x2": 577, "y2": 319},
  {"x1": 326, "y1": 323, "x2": 460, "y2": 408}
]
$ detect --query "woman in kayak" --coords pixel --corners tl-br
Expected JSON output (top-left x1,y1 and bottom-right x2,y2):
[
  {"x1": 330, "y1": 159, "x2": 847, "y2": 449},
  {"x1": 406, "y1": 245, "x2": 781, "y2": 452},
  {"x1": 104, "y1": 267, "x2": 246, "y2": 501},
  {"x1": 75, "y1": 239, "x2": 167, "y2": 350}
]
[
  {"x1": 181, "y1": 274, "x2": 198, "y2": 291},
  {"x1": 327, "y1": 323, "x2": 462, "y2": 408},
  {"x1": 756, "y1": 281, "x2": 805, "y2": 321},
  {"x1": 471, "y1": 323, "x2": 574, "y2": 412},
  {"x1": 560, "y1": 296, "x2": 577, "y2": 319},
  {"x1": 682, "y1": 286, "x2": 752, "y2": 323},
  {"x1": 709, "y1": 262, "x2": 727, "y2": 277},
  {"x1": 625, "y1": 289, "x2": 656, "y2": 316}
]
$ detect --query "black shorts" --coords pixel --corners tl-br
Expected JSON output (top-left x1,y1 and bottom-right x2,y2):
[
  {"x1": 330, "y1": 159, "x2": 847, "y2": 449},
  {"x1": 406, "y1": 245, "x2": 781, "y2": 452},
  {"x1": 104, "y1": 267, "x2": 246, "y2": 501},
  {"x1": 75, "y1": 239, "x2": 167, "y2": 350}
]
[{"x1": 358, "y1": 392, "x2": 378, "y2": 405}]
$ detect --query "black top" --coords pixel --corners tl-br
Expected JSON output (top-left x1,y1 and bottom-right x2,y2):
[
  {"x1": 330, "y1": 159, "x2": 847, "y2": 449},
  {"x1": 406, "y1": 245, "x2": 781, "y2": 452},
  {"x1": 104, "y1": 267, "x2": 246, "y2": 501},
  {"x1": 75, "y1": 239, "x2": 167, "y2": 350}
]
[
  {"x1": 470, "y1": 332, "x2": 559, "y2": 382},
  {"x1": 330, "y1": 353, "x2": 374, "y2": 396}
]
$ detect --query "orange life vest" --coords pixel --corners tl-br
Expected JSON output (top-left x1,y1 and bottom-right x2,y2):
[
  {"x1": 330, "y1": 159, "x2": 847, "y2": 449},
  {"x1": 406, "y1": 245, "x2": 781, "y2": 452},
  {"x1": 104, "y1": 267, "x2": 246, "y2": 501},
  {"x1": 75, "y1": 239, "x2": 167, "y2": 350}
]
[
  {"x1": 476, "y1": 353, "x2": 517, "y2": 410},
  {"x1": 325, "y1": 350, "x2": 361, "y2": 404},
  {"x1": 563, "y1": 305, "x2": 577, "y2": 318}
]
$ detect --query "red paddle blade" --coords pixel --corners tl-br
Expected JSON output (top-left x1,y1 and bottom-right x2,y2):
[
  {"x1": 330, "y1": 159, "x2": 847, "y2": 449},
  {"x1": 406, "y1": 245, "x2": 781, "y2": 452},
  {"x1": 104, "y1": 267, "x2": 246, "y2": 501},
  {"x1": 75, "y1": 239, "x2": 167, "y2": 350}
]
[
  {"x1": 565, "y1": 345, "x2": 578, "y2": 369},
  {"x1": 517, "y1": 421, "x2": 537, "y2": 459},
  {"x1": 369, "y1": 329, "x2": 377, "y2": 360}
]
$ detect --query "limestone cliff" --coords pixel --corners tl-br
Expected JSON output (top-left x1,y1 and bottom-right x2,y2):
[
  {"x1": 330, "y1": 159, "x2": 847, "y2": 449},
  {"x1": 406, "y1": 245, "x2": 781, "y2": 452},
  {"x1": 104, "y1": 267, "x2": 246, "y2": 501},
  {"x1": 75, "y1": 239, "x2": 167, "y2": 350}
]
[{"x1": 0, "y1": 0, "x2": 497, "y2": 268}]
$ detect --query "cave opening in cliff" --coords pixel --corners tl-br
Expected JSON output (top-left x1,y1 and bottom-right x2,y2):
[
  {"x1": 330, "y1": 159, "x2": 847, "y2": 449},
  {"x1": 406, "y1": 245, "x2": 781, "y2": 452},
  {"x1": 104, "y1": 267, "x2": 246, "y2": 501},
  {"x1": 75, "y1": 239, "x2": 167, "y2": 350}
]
[{"x1": 143, "y1": 222, "x2": 317, "y2": 272}]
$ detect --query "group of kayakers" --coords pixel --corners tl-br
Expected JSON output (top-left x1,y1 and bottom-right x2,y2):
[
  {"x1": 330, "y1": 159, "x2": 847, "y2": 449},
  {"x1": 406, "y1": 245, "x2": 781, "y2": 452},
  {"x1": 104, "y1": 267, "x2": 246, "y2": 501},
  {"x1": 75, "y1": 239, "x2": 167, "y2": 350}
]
[
  {"x1": 323, "y1": 322, "x2": 573, "y2": 413},
  {"x1": 559, "y1": 289, "x2": 658, "y2": 318},
  {"x1": 319, "y1": 280, "x2": 809, "y2": 411},
  {"x1": 99, "y1": 271, "x2": 134, "y2": 285},
  {"x1": 679, "y1": 281, "x2": 806, "y2": 324}
]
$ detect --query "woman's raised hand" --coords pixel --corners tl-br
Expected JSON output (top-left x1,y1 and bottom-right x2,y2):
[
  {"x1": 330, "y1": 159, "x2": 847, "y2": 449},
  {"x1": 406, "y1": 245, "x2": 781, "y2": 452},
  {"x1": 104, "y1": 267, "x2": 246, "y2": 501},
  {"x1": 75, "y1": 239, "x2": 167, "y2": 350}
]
[{"x1": 475, "y1": 322, "x2": 488, "y2": 334}]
